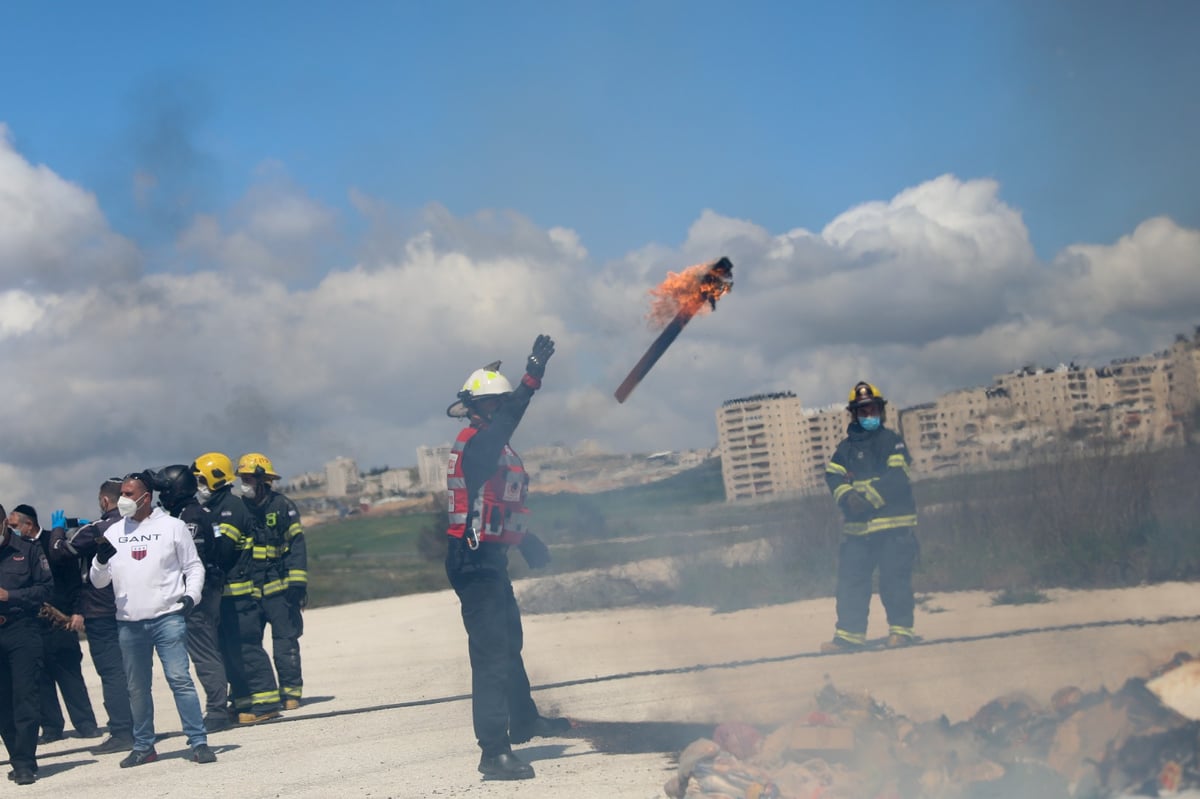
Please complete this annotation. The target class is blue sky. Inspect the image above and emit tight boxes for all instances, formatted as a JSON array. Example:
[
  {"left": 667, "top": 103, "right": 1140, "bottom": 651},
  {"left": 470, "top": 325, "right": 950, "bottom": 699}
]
[
  {"left": 4, "top": 2, "right": 1197, "bottom": 263},
  {"left": 2, "top": 1, "right": 1199, "bottom": 510}
]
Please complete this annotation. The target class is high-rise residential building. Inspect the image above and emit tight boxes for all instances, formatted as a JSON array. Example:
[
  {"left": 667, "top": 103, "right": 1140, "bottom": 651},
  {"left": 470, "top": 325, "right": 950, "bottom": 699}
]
[
  {"left": 715, "top": 392, "right": 846, "bottom": 501},
  {"left": 416, "top": 445, "right": 452, "bottom": 492},
  {"left": 325, "top": 456, "right": 360, "bottom": 497}
]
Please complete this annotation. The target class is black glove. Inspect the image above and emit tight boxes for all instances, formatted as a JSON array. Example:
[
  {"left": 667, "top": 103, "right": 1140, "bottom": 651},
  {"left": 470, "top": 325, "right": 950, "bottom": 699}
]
[
  {"left": 180, "top": 595, "right": 195, "bottom": 614},
  {"left": 841, "top": 491, "right": 874, "bottom": 519},
  {"left": 287, "top": 585, "right": 308, "bottom": 609},
  {"left": 95, "top": 536, "right": 117, "bottom": 565},
  {"left": 518, "top": 533, "right": 551, "bottom": 569},
  {"left": 525, "top": 334, "right": 555, "bottom": 380}
]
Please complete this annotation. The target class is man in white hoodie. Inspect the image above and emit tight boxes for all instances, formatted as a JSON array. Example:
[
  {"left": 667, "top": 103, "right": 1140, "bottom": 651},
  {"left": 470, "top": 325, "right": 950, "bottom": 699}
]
[{"left": 90, "top": 472, "right": 216, "bottom": 767}]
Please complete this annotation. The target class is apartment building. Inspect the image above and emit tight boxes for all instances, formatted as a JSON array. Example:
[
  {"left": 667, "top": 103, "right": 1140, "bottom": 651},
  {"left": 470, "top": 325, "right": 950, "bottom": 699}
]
[
  {"left": 718, "top": 329, "right": 1200, "bottom": 499},
  {"left": 324, "top": 456, "right": 361, "bottom": 497},
  {"left": 716, "top": 392, "right": 846, "bottom": 501},
  {"left": 415, "top": 445, "right": 452, "bottom": 492}
]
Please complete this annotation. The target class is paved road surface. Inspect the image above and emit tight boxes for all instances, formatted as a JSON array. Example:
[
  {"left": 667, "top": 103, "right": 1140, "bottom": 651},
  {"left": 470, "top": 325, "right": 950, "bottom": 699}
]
[{"left": 17, "top": 582, "right": 1200, "bottom": 798}]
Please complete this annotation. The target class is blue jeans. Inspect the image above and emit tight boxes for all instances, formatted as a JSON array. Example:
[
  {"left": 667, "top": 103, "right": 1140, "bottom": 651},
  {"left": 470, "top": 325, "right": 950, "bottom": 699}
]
[{"left": 118, "top": 612, "right": 207, "bottom": 751}]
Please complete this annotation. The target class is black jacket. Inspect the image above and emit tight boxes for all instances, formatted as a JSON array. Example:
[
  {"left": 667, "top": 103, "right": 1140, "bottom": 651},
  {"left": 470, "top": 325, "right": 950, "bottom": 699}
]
[
  {"left": 32, "top": 530, "right": 82, "bottom": 615},
  {"left": 0, "top": 531, "right": 52, "bottom": 618},
  {"left": 201, "top": 486, "right": 259, "bottom": 597},
  {"left": 48, "top": 508, "right": 122, "bottom": 618},
  {"left": 824, "top": 422, "right": 919, "bottom": 534},
  {"left": 165, "top": 497, "right": 222, "bottom": 591}
]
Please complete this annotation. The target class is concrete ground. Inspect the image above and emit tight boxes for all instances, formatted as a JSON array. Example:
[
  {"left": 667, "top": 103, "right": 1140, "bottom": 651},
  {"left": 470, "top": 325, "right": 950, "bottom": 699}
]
[{"left": 16, "top": 581, "right": 1200, "bottom": 798}]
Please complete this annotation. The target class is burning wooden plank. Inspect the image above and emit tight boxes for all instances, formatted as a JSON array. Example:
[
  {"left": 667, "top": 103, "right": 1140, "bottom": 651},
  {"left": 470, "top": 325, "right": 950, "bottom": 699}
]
[{"left": 614, "top": 257, "right": 733, "bottom": 404}]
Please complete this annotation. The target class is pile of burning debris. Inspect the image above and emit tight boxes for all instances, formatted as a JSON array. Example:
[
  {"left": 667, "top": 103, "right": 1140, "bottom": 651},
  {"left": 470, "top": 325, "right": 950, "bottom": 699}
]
[{"left": 664, "top": 653, "right": 1200, "bottom": 798}]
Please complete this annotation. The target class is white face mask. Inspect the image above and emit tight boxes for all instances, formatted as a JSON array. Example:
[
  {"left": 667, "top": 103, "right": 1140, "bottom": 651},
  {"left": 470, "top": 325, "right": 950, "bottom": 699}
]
[
  {"left": 117, "top": 492, "right": 146, "bottom": 519},
  {"left": 239, "top": 482, "right": 256, "bottom": 498},
  {"left": 196, "top": 485, "right": 212, "bottom": 502}
]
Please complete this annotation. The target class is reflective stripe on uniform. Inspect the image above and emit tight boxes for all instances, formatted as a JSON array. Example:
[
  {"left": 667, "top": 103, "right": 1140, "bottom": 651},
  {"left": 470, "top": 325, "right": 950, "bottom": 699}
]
[
  {"left": 252, "top": 688, "right": 281, "bottom": 707},
  {"left": 222, "top": 579, "right": 256, "bottom": 597},
  {"left": 854, "top": 480, "right": 886, "bottom": 509},
  {"left": 834, "top": 629, "right": 867, "bottom": 645},
  {"left": 887, "top": 453, "right": 911, "bottom": 477},
  {"left": 841, "top": 514, "right": 918, "bottom": 535}
]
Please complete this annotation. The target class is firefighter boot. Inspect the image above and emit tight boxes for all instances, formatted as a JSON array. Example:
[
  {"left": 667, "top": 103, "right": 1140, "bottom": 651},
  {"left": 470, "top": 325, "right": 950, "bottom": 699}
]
[
  {"left": 237, "top": 709, "right": 281, "bottom": 725},
  {"left": 478, "top": 752, "right": 535, "bottom": 780}
]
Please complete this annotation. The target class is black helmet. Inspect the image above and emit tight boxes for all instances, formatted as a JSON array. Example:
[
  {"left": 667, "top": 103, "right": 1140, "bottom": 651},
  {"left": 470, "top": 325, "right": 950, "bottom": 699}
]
[{"left": 155, "top": 464, "right": 198, "bottom": 511}]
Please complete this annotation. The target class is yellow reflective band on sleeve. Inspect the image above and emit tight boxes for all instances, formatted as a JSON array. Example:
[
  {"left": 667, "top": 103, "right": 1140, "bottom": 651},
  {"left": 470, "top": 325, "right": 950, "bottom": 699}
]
[
  {"left": 222, "top": 580, "right": 255, "bottom": 597},
  {"left": 218, "top": 523, "right": 244, "bottom": 545},
  {"left": 825, "top": 462, "right": 848, "bottom": 476},
  {"left": 854, "top": 480, "right": 886, "bottom": 509},
  {"left": 285, "top": 523, "right": 302, "bottom": 539},
  {"left": 833, "top": 483, "right": 853, "bottom": 501},
  {"left": 887, "top": 454, "right": 912, "bottom": 477},
  {"left": 287, "top": 570, "right": 308, "bottom": 585},
  {"left": 842, "top": 522, "right": 870, "bottom": 535},
  {"left": 261, "top": 579, "right": 288, "bottom": 596}
]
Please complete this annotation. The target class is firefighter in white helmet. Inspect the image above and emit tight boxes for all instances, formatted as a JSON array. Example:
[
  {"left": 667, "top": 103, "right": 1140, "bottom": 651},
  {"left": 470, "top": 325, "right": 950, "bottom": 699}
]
[
  {"left": 444, "top": 334, "right": 570, "bottom": 781},
  {"left": 822, "top": 381, "right": 920, "bottom": 652}
]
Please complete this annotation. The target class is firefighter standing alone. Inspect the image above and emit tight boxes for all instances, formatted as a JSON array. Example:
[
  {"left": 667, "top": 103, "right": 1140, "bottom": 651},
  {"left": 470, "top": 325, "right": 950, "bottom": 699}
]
[
  {"left": 822, "top": 381, "right": 920, "bottom": 652},
  {"left": 444, "top": 334, "right": 570, "bottom": 781}
]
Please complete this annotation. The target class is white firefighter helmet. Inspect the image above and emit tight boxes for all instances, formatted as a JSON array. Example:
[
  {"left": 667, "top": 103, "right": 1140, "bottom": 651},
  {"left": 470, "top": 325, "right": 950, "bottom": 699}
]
[{"left": 446, "top": 361, "right": 513, "bottom": 418}]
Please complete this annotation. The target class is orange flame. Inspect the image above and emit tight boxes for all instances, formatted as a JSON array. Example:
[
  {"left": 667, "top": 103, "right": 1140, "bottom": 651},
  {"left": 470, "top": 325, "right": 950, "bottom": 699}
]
[{"left": 646, "top": 257, "right": 734, "bottom": 327}]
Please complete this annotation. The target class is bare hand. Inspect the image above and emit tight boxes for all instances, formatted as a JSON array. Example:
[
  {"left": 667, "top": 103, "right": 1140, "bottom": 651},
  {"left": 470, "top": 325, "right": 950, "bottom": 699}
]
[
  {"left": 69, "top": 614, "right": 85, "bottom": 632},
  {"left": 0, "top": 587, "right": 8, "bottom": 602}
]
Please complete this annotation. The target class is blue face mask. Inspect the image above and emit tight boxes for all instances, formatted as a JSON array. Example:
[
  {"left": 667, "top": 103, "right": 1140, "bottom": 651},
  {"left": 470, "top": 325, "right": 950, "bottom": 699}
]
[{"left": 858, "top": 415, "right": 881, "bottom": 432}]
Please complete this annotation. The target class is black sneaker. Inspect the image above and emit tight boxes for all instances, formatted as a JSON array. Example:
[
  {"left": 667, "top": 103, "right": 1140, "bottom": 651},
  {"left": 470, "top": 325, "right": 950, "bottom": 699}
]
[
  {"left": 478, "top": 752, "right": 535, "bottom": 780},
  {"left": 119, "top": 748, "right": 158, "bottom": 768},
  {"left": 91, "top": 734, "right": 134, "bottom": 755},
  {"left": 192, "top": 744, "right": 217, "bottom": 764},
  {"left": 8, "top": 768, "right": 36, "bottom": 785},
  {"left": 510, "top": 716, "right": 571, "bottom": 744}
]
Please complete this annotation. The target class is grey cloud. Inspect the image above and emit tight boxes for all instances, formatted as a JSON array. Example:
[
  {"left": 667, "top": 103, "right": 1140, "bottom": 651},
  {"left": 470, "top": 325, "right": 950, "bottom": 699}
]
[
  {"left": 125, "top": 77, "right": 218, "bottom": 239},
  {"left": 178, "top": 170, "right": 338, "bottom": 283}
]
